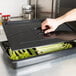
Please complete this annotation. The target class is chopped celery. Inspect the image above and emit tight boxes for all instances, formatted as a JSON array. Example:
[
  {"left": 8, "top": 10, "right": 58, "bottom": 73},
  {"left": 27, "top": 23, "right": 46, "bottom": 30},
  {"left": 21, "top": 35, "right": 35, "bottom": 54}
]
[{"left": 8, "top": 42, "right": 73, "bottom": 60}]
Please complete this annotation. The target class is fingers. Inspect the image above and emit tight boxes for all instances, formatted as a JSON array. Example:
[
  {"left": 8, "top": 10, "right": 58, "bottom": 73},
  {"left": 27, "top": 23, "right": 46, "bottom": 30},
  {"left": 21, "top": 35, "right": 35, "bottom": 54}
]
[
  {"left": 45, "top": 29, "right": 54, "bottom": 34},
  {"left": 41, "top": 21, "right": 47, "bottom": 30},
  {"left": 41, "top": 18, "right": 54, "bottom": 33}
]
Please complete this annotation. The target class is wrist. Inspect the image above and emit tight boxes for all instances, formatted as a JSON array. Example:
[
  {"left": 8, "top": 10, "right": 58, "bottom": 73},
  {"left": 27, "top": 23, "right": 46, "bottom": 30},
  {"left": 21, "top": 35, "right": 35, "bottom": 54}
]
[{"left": 56, "top": 16, "right": 66, "bottom": 26}]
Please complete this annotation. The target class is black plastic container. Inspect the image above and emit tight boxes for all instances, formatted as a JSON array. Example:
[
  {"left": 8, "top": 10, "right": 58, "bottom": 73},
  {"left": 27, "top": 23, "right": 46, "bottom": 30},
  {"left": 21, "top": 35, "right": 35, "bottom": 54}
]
[
  {"left": 1, "top": 41, "right": 76, "bottom": 69},
  {"left": 1, "top": 19, "right": 76, "bottom": 69}
]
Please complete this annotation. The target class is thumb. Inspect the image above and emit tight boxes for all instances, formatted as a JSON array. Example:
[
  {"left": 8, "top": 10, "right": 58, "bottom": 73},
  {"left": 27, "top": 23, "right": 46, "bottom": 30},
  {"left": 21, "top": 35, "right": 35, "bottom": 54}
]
[{"left": 45, "top": 29, "right": 54, "bottom": 33}]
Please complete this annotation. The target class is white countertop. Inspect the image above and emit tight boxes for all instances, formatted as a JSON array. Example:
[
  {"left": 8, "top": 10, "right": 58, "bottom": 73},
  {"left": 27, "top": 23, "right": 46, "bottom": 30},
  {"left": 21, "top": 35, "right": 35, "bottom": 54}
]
[
  {"left": 0, "top": 25, "right": 7, "bottom": 42},
  {"left": 1, "top": 20, "right": 76, "bottom": 76}
]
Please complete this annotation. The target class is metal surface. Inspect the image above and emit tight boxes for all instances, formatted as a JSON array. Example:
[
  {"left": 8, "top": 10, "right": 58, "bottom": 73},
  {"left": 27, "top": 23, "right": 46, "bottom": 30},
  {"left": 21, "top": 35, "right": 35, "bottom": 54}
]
[
  {"left": 55, "top": 0, "right": 76, "bottom": 17},
  {"left": 30, "top": 0, "right": 52, "bottom": 19},
  {"left": 1, "top": 45, "right": 76, "bottom": 76},
  {"left": 51, "top": 0, "right": 57, "bottom": 18},
  {"left": 55, "top": 0, "right": 76, "bottom": 30}
]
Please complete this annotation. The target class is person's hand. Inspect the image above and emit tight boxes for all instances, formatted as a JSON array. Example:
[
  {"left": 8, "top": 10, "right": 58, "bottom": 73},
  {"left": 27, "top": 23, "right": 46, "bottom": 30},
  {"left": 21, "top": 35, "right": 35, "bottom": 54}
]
[{"left": 41, "top": 18, "right": 63, "bottom": 33}]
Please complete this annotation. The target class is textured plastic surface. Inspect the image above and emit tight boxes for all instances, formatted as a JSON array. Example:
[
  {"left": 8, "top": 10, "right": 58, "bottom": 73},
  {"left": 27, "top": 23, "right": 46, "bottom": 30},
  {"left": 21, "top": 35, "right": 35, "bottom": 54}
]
[{"left": 2, "top": 20, "right": 75, "bottom": 50}]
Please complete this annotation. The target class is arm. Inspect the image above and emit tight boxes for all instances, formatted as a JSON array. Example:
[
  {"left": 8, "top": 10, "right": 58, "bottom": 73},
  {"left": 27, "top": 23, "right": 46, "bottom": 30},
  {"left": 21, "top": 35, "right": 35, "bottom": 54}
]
[{"left": 41, "top": 8, "right": 76, "bottom": 33}]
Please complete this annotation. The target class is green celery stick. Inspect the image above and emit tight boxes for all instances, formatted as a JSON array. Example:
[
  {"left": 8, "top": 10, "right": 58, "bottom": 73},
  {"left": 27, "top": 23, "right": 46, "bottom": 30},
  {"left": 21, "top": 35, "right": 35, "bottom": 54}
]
[
  {"left": 36, "top": 42, "right": 73, "bottom": 55},
  {"left": 8, "top": 48, "right": 13, "bottom": 56},
  {"left": 9, "top": 51, "right": 19, "bottom": 60},
  {"left": 15, "top": 50, "right": 25, "bottom": 59},
  {"left": 22, "top": 49, "right": 31, "bottom": 58},
  {"left": 29, "top": 48, "right": 37, "bottom": 56}
]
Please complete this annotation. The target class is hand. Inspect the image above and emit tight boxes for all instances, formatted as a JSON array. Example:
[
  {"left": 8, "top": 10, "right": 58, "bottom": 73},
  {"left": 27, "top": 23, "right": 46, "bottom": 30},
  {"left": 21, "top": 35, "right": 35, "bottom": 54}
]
[{"left": 41, "top": 18, "right": 63, "bottom": 33}]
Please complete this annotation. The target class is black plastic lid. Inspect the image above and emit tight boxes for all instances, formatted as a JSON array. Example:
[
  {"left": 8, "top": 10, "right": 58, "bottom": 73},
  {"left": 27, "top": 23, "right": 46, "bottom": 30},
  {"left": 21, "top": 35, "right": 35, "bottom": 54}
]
[{"left": 2, "top": 19, "right": 76, "bottom": 50}]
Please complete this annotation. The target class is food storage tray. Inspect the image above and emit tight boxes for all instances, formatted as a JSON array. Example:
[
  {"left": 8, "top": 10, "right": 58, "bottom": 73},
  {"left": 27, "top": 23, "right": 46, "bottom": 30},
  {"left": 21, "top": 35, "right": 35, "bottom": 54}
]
[
  {"left": 1, "top": 19, "right": 76, "bottom": 69},
  {"left": 1, "top": 41, "right": 76, "bottom": 69}
]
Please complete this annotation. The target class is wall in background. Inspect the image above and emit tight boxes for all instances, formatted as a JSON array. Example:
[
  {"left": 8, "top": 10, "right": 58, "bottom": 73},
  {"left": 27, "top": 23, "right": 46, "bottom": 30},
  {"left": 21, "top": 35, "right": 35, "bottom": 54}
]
[{"left": 0, "top": 0, "right": 28, "bottom": 17}]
